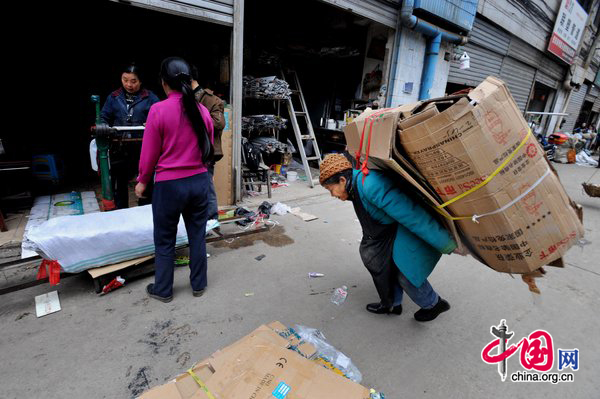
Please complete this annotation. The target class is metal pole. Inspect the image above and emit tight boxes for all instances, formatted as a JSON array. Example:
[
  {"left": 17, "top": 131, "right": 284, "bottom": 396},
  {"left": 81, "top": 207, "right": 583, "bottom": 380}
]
[
  {"left": 91, "top": 95, "right": 116, "bottom": 210},
  {"left": 232, "top": 0, "right": 244, "bottom": 202}
]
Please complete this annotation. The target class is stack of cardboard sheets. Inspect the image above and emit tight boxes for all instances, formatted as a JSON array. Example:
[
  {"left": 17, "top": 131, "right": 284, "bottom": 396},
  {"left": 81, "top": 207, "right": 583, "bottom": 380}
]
[{"left": 344, "top": 76, "right": 584, "bottom": 276}]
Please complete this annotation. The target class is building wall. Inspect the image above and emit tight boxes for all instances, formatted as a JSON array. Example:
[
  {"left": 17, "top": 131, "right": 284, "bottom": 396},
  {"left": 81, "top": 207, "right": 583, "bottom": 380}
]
[
  {"left": 388, "top": 27, "right": 452, "bottom": 106},
  {"left": 477, "top": 0, "right": 560, "bottom": 53},
  {"left": 386, "top": 0, "right": 598, "bottom": 114}
]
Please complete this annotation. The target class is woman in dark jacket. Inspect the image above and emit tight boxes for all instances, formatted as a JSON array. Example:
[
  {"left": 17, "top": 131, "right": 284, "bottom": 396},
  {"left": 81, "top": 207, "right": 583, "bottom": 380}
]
[{"left": 100, "top": 63, "right": 159, "bottom": 208}]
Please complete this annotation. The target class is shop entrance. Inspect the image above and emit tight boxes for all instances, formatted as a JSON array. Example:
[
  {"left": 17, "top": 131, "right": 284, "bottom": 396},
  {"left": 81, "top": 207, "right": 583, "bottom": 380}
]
[
  {"left": 240, "top": 0, "right": 393, "bottom": 199},
  {"left": 526, "top": 82, "right": 557, "bottom": 135},
  {"left": 1, "top": 0, "right": 231, "bottom": 203}
]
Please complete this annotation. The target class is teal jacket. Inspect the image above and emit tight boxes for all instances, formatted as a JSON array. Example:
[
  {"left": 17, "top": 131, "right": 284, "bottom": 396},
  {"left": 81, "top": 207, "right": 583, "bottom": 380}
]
[{"left": 353, "top": 169, "right": 457, "bottom": 287}]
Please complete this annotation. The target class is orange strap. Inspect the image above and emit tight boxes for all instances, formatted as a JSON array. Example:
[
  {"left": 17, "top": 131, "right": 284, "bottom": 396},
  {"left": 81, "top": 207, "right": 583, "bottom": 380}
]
[{"left": 354, "top": 108, "right": 394, "bottom": 183}]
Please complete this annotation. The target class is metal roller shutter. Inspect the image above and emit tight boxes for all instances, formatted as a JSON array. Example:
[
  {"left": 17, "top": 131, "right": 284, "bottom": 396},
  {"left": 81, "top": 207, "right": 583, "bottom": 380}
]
[
  {"left": 508, "top": 37, "right": 566, "bottom": 90},
  {"left": 585, "top": 85, "right": 600, "bottom": 103},
  {"left": 448, "top": 43, "right": 503, "bottom": 87},
  {"left": 539, "top": 56, "right": 566, "bottom": 82},
  {"left": 469, "top": 17, "right": 510, "bottom": 54},
  {"left": 535, "top": 70, "right": 558, "bottom": 89},
  {"left": 508, "top": 37, "right": 541, "bottom": 67},
  {"left": 318, "top": 0, "right": 399, "bottom": 28},
  {"left": 499, "top": 57, "right": 536, "bottom": 112},
  {"left": 593, "top": 97, "right": 600, "bottom": 113},
  {"left": 563, "top": 83, "right": 589, "bottom": 133},
  {"left": 448, "top": 17, "right": 512, "bottom": 87},
  {"left": 113, "top": 0, "right": 234, "bottom": 26}
]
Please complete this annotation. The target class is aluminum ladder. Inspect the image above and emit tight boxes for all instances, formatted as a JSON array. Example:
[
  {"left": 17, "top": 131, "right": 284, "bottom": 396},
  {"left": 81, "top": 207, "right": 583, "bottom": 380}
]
[{"left": 282, "top": 69, "right": 322, "bottom": 188}]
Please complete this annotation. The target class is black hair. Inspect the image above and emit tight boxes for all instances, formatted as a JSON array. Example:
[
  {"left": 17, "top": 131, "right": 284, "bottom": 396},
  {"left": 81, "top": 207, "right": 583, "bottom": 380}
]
[
  {"left": 322, "top": 168, "right": 353, "bottom": 186},
  {"left": 160, "top": 57, "right": 214, "bottom": 163},
  {"left": 191, "top": 65, "right": 199, "bottom": 82},
  {"left": 122, "top": 63, "right": 142, "bottom": 81}
]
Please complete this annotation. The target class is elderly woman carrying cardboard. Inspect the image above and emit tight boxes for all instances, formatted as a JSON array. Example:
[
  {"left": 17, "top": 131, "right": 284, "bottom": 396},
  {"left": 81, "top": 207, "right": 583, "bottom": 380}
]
[{"left": 320, "top": 154, "right": 457, "bottom": 322}]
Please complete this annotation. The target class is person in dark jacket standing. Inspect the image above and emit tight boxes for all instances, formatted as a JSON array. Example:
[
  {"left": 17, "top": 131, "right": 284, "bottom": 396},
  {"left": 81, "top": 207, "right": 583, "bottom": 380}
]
[
  {"left": 101, "top": 63, "right": 159, "bottom": 208},
  {"left": 135, "top": 57, "right": 214, "bottom": 302},
  {"left": 320, "top": 154, "right": 457, "bottom": 322},
  {"left": 191, "top": 66, "right": 225, "bottom": 223}
]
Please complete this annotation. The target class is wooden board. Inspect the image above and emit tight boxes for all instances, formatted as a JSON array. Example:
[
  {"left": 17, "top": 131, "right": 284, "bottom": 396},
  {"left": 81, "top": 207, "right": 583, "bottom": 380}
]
[{"left": 87, "top": 255, "right": 155, "bottom": 279}]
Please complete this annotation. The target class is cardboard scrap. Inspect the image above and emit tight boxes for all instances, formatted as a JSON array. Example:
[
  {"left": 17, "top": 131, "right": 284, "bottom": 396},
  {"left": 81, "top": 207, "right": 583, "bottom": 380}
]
[
  {"left": 290, "top": 208, "right": 318, "bottom": 222},
  {"left": 87, "top": 255, "right": 154, "bottom": 279},
  {"left": 140, "top": 322, "right": 372, "bottom": 399}
]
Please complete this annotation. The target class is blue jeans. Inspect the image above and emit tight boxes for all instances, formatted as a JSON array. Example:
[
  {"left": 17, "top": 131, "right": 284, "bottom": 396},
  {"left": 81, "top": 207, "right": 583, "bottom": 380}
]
[
  {"left": 392, "top": 269, "right": 439, "bottom": 309},
  {"left": 207, "top": 165, "right": 218, "bottom": 221},
  {"left": 152, "top": 173, "right": 209, "bottom": 298}
]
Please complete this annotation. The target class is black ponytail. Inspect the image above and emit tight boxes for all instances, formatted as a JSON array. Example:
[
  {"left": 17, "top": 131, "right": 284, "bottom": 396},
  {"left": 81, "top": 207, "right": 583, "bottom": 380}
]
[{"left": 160, "top": 57, "right": 214, "bottom": 164}]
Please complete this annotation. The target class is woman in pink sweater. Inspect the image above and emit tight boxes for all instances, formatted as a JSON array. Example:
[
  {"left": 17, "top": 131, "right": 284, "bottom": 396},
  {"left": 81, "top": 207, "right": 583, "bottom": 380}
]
[{"left": 135, "top": 57, "right": 214, "bottom": 302}]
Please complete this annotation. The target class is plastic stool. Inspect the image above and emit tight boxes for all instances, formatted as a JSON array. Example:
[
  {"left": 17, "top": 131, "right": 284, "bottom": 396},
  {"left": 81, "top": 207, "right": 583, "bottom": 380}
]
[{"left": 32, "top": 154, "right": 64, "bottom": 184}]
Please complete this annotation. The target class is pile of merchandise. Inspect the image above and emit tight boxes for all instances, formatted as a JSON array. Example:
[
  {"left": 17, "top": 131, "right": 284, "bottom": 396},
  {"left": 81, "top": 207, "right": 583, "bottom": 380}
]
[
  {"left": 243, "top": 75, "right": 292, "bottom": 99},
  {"left": 242, "top": 114, "right": 288, "bottom": 132}
]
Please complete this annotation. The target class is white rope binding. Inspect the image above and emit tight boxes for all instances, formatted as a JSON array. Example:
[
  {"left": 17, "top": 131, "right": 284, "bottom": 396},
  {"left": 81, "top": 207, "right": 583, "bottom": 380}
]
[{"left": 471, "top": 168, "right": 552, "bottom": 223}]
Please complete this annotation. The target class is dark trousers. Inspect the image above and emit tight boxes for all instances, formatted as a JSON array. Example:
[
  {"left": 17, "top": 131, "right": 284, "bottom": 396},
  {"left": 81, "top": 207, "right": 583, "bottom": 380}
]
[
  {"left": 110, "top": 160, "right": 130, "bottom": 209},
  {"left": 110, "top": 159, "right": 154, "bottom": 208},
  {"left": 152, "top": 173, "right": 210, "bottom": 298},
  {"left": 207, "top": 165, "right": 218, "bottom": 221}
]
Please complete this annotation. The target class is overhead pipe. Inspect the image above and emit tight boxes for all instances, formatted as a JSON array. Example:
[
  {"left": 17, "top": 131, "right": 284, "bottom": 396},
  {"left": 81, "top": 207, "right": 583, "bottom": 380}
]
[{"left": 399, "top": 0, "right": 468, "bottom": 100}]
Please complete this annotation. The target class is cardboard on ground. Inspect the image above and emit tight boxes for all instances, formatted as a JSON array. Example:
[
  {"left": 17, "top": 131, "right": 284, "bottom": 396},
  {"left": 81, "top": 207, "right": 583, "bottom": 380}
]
[{"left": 140, "top": 321, "right": 371, "bottom": 399}]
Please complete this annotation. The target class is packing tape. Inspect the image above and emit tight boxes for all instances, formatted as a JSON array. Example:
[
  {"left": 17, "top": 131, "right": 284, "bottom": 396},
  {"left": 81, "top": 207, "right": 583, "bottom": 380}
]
[
  {"left": 187, "top": 368, "right": 217, "bottom": 399},
  {"left": 437, "top": 129, "right": 533, "bottom": 210}
]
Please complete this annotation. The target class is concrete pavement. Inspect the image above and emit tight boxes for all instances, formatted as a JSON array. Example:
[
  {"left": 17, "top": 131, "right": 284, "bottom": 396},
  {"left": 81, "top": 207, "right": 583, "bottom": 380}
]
[{"left": 0, "top": 163, "right": 598, "bottom": 398}]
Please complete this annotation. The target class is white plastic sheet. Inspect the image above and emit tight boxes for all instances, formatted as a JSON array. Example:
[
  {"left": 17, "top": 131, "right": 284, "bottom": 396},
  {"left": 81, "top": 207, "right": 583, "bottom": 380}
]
[
  {"left": 575, "top": 151, "right": 599, "bottom": 167},
  {"left": 26, "top": 205, "right": 194, "bottom": 273},
  {"left": 22, "top": 192, "right": 100, "bottom": 259}
]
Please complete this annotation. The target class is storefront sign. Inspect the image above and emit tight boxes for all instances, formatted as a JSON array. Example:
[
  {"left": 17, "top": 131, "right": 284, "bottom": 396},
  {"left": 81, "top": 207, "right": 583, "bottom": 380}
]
[{"left": 547, "top": 0, "right": 588, "bottom": 64}]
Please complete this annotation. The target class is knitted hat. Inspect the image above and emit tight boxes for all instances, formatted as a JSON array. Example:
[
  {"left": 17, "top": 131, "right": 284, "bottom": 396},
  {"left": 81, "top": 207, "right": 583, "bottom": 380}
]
[{"left": 319, "top": 154, "right": 353, "bottom": 185}]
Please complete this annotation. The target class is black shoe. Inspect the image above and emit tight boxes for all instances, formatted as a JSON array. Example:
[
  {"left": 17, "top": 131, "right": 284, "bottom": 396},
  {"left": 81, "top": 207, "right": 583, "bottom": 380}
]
[
  {"left": 414, "top": 298, "right": 450, "bottom": 322},
  {"left": 146, "top": 283, "right": 173, "bottom": 303},
  {"left": 366, "top": 302, "right": 403, "bottom": 315},
  {"left": 192, "top": 288, "right": 206, "bottom": 297}
]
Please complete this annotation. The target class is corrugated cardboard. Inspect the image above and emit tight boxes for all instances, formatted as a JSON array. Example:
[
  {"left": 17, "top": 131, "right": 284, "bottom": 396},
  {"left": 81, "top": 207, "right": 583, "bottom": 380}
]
[
  {"left": 214, "top": 106, "right": 234, "bottom": 206},
  {"left": 344, "top": 104, "right": 418, "bottom": 161},
  {"left": 399, "top": 77, "right": 584, "bottom": 273},
  {"left": 344, "top": 105, "right": 465, "bottom": 253},
  {"left": 140, "top": 322, "right": 370, "bottom": 399}
]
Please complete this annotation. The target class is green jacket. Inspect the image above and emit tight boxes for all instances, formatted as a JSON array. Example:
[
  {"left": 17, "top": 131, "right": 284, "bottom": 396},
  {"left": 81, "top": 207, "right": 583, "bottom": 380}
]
[{"left": 353, "top": 169, "right": 457, "bottom": 287}]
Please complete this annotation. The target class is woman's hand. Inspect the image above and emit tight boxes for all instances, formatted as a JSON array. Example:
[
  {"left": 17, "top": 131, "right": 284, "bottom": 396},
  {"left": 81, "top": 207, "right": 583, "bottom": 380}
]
[{"left": 135, "top": 182, "right": 147, "bottom": 198}]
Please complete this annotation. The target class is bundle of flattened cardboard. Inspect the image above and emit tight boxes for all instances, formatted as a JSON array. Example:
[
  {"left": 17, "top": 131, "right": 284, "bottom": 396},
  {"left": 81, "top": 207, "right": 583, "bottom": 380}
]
[
  {"left": 140, "top": 321, "right": 374, "bottom": 399},
  {"left": 344, "top": 77, "right": 584, "bottom": 279}
]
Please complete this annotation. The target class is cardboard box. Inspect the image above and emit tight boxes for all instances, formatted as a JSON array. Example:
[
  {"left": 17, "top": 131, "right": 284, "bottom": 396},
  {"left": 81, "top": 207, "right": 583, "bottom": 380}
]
[
  {"left": 214, "top": 106, "right": 234, "bottom": 206},
  {"left": 344, "top": 104, "right": 419, "bottom": 162},
  {"left": 344, "top": 104, "right": 465, "bottom": 253},
  {"left": 398, "top": 77, "right": 584, "bottom": 273},
  {"left": 140, "top": 322, "right": 371, "bottom": 399}
]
